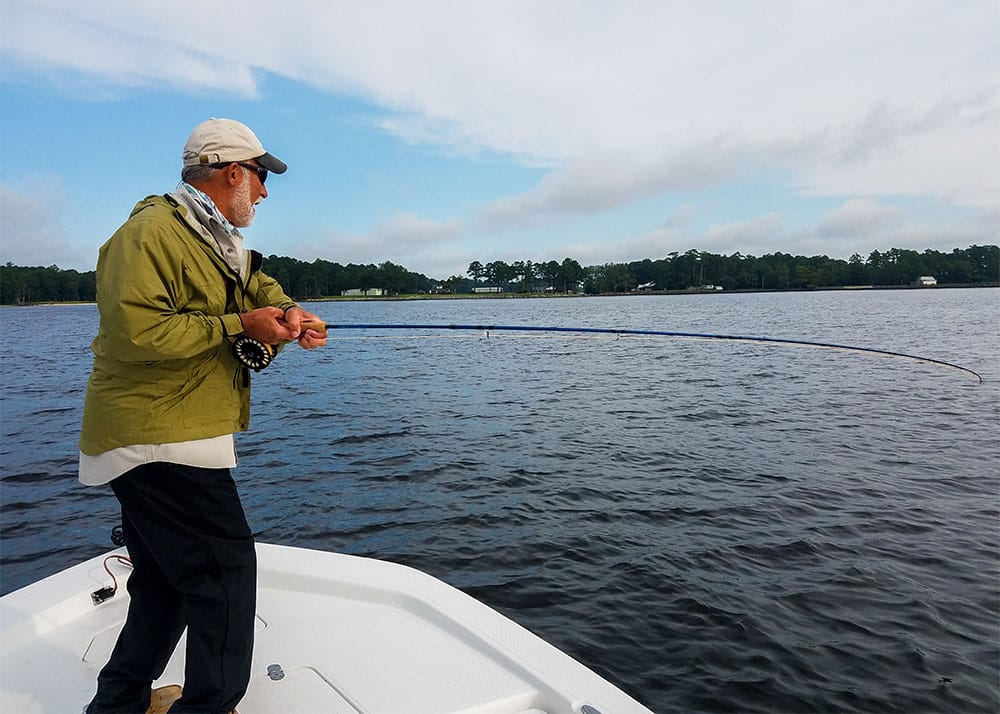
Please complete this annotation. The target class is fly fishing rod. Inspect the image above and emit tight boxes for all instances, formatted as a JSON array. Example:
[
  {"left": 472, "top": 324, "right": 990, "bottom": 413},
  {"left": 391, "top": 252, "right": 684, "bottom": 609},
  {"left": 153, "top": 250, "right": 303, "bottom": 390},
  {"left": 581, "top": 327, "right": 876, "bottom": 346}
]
[{"left": 232, "top": 319, "right": 984, "bottom": 382}]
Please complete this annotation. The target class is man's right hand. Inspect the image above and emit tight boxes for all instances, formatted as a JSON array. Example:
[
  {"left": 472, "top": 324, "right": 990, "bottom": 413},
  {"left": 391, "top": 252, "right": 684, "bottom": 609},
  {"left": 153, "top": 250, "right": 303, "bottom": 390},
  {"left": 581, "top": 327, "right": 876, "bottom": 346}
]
[{"left": 238, "top": 307, "right": 298, "bottom": 344}]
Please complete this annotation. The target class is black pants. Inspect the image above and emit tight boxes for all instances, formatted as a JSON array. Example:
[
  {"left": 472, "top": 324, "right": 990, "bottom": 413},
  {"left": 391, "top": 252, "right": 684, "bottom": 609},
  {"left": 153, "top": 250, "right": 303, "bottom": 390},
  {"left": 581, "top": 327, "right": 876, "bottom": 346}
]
[{"left": 86, "top": 463, "right": 256, "bottom": 714}]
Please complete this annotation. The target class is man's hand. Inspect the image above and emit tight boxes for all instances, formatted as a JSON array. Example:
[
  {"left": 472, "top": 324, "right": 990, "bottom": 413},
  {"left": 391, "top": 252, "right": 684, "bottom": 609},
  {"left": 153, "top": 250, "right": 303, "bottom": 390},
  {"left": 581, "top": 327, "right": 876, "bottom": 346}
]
[
  {"left": 238, "top": 307, "right": 298, "bottom": 344},
  {"left": 283, "top": 307, "right": 328, "bottom": 350}
]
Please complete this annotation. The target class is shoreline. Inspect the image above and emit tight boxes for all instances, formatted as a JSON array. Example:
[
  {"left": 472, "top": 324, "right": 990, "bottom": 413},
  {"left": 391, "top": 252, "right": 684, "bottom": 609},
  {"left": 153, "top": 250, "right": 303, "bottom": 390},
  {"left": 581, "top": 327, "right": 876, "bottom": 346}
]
[
  {"left": 5, "top": 282, "right": 998, "bottom": 307},
  {"left": 273, "top": 282, "right": 1000, "bottom": 302}
]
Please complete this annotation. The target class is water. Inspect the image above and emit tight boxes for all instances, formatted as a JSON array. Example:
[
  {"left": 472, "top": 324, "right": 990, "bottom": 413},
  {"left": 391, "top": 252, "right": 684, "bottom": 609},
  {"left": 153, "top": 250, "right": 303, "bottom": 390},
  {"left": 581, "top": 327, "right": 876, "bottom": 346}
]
[{"left": 2, "top": 289, "right": 998, "bottom": 712}]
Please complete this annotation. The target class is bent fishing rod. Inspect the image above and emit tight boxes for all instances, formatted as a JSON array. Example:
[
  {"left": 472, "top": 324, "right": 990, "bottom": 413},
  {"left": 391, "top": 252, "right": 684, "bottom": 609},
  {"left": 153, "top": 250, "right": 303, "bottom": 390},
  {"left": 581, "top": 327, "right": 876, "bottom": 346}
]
[{"left": 232, "top": 319, "right": 983, "bottom": 383}]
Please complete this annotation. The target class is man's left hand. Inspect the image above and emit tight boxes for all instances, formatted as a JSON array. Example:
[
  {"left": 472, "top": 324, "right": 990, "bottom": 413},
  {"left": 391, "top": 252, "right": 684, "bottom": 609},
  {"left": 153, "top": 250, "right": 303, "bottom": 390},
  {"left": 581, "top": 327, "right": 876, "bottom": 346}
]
[{"left": 283, "top": 307, "right": 328, "bottom": 350}]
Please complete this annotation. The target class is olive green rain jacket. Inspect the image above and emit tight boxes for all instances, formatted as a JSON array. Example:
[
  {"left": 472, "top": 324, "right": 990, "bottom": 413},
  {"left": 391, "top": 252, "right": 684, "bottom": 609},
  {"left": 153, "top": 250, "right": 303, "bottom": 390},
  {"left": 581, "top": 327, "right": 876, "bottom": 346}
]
[{"left": 79, "top": 194, "right": 298, "bottom": 455}]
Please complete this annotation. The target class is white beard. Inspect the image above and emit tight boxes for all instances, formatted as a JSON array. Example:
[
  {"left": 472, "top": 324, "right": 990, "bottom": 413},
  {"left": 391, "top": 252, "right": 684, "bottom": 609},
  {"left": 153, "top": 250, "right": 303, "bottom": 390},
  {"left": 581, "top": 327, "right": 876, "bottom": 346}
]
[{"left": 230, "top": 174, "right": 256, "bottom": 228}]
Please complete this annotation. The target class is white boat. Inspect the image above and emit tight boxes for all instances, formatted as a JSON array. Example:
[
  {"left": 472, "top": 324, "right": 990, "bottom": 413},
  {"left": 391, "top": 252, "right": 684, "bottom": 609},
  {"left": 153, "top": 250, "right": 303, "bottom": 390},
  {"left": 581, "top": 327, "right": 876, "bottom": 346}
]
[{"left": 0, "top": 543, "right": 653, "bottom": 713}]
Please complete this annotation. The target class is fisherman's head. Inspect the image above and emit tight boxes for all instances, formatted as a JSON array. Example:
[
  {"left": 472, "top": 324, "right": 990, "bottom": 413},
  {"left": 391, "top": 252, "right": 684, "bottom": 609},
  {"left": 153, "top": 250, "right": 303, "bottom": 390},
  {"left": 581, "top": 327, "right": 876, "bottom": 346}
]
[{"left": 180, "top": 118, "right": 287, "bottom": 227}]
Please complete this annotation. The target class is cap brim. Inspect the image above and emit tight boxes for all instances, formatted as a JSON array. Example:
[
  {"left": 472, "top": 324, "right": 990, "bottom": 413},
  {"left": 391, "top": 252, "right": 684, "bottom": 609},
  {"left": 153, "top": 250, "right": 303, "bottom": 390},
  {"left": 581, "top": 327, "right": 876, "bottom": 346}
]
[{"left": 256, "top": 153, "right": 287, "bottom": 174}]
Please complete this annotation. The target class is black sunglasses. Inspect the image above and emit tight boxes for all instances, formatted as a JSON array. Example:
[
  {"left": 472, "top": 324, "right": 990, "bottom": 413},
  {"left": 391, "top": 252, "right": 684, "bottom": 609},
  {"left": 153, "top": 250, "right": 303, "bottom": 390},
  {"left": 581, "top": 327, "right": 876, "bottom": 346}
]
[{"left": 213, "top": 161, "right": 268, "bottom": 184}]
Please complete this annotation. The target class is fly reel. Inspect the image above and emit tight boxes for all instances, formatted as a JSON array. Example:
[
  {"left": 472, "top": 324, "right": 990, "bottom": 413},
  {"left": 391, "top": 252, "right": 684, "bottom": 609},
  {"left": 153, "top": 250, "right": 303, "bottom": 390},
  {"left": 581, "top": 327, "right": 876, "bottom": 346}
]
[{"left": 232, "top": 336, "right": 275, "bottom": 371}]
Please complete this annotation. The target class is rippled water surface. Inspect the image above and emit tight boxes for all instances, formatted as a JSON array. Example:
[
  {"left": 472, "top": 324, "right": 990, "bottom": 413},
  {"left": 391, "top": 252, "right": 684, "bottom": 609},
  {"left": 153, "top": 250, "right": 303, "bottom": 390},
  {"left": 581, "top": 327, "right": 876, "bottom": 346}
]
[{"left": 2, "top": 289, "right": 999, "bottom": 712}]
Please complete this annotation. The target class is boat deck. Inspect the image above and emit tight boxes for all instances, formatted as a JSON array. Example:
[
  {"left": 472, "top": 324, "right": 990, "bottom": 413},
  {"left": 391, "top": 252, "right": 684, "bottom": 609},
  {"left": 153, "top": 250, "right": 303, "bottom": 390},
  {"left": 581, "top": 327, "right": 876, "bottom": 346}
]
[{"left": 1, "top": 543, "right": 651, "bottom": 713}]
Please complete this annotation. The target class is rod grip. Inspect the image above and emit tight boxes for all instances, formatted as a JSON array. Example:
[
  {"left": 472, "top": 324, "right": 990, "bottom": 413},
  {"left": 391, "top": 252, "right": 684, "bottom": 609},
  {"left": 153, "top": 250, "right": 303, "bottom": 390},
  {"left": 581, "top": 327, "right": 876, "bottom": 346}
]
[{"left": 299, "top": 317, "right": 328, "bottom": 336}]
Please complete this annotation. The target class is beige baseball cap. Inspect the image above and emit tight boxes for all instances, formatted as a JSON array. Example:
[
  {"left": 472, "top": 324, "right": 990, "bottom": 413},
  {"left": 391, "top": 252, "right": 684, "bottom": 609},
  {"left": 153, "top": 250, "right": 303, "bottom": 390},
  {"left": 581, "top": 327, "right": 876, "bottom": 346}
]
[{"left": 182, "top": 117, "right": 287, "bottom": 174}]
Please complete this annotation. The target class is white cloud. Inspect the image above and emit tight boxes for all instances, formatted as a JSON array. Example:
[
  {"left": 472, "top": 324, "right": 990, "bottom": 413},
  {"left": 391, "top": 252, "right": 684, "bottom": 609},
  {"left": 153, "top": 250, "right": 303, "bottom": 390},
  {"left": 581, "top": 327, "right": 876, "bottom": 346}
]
[
  {"left": 0, "top": 180, "right": 91, "bottom": 268},
  {"left": 815, "top": 198, "right": 902, "bottom": 239},
  {"left": 292, "top": 212, "right": 463, "bottom": 274},
  {"left": 477, "top": 139, "right": 748, "bottom": 229},
  {"left": 573, "top": 196, "right": 1000, "bottom": 267},
  {"left": 880, "top": 210, "right": 1000, "bottom": 254},
  {"left": 804, "top": 199, "right": 1000, "bottom": 258},
  {"left": 701, "top": 214, "right": 786, "bottom": 255},
  {"left": 0, "top": 2, "right": 258, "bottom": 95},
  {"left": 792, "top": 91, "right": 1000, "bottom": 207},
  {"left": 5, "top": 1, "right": 996, "bottom": 188}
]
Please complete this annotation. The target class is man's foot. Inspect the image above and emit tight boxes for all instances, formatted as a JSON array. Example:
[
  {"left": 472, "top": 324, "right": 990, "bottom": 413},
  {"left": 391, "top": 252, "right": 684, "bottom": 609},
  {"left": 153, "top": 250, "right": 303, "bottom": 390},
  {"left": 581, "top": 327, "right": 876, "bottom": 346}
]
[{"left": 145, "top": 685, "right": 182, "bottom": 714}]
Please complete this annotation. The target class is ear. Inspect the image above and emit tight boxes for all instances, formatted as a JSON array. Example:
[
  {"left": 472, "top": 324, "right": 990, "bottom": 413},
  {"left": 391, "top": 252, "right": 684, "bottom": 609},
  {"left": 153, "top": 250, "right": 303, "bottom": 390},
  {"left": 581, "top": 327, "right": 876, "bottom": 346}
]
[{"left": 223, "top": 163, "right": 243, "bottom": 186}]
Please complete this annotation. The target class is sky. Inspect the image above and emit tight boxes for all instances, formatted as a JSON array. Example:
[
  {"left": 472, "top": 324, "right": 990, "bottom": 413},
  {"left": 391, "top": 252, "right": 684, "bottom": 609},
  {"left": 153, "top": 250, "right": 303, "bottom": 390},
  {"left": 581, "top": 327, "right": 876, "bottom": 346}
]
[{"left": 1, "top": 0, "right": 997, "bottom": 280}]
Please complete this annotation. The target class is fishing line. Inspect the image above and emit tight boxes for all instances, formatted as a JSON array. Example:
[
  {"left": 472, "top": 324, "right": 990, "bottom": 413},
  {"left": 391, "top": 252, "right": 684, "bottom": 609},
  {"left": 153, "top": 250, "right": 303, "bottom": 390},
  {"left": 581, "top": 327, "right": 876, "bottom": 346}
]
[{"left": 231, "top": 321, "right": 983, "bottom": 382}]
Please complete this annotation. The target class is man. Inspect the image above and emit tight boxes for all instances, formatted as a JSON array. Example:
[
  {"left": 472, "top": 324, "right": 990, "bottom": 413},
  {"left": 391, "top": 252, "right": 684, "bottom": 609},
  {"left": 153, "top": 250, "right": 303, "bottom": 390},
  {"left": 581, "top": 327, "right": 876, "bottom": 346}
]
[{"left": 79, "top": 118, "right": 326, "bottom": 714}]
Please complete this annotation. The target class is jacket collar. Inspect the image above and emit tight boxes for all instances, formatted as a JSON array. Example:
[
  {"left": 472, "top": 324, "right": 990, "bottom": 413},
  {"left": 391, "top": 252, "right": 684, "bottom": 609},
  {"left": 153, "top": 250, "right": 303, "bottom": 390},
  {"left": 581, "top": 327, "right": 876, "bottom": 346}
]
[{"left": 170, "top": 184, "right": 248, "bottom": 279}]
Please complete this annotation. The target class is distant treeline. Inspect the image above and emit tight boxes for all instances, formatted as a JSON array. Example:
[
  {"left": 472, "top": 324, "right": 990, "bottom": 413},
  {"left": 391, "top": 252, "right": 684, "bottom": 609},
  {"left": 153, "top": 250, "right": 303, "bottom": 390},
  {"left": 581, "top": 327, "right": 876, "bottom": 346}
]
[
  {"left": 1, "top": 264, "right": 97, "bottom": 304},
  {"left": 579, "top": 245, "right": 1000, "bottom": 294},
  {"left": 2, "top": 245, "right": 997, "bottom": 304},
  {"left": 0, "top": 258, "right": 433, "bottom": 305}
]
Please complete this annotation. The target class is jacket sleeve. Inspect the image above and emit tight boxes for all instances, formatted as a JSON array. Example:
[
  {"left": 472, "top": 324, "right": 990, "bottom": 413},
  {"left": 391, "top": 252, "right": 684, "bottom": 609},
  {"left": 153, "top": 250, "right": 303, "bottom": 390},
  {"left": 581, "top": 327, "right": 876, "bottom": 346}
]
[
  {"left": 97, "top": 217, "right": 230, "bottom": 362},
  {"left": 250, "top": 270, "right": 299, "bottom": 313}
]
